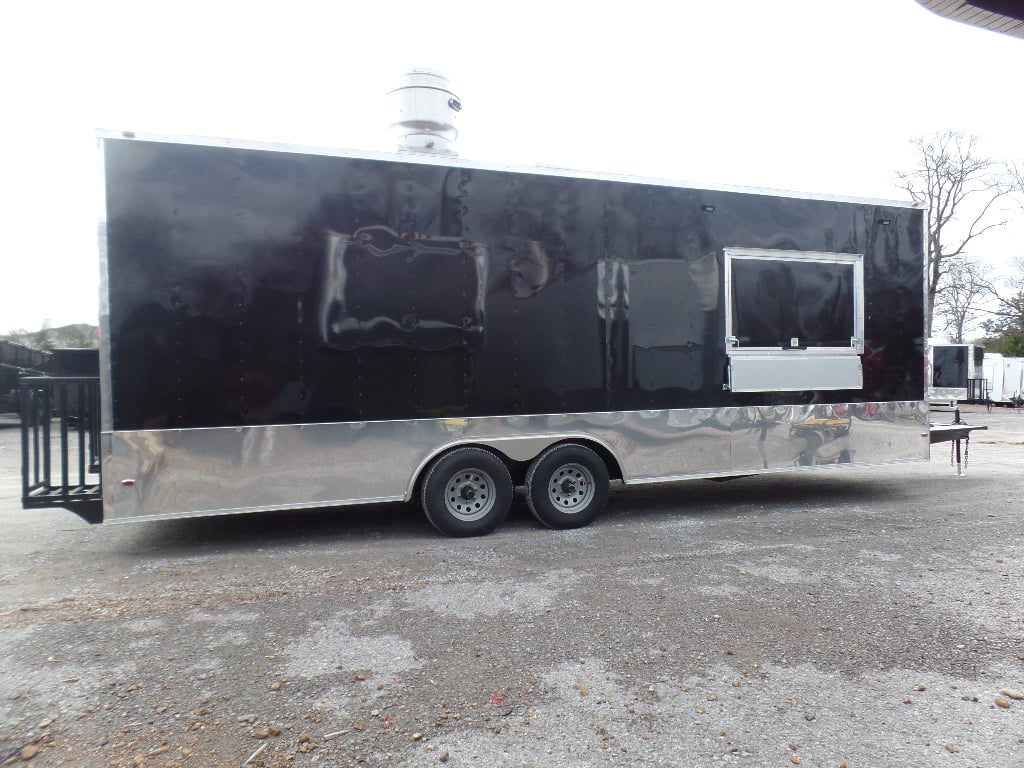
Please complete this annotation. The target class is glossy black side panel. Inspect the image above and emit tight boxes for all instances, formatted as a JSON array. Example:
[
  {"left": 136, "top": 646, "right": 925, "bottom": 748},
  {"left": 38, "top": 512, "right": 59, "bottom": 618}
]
[{"left": 103, "top": 140, "right": 925, "bottom": 430}]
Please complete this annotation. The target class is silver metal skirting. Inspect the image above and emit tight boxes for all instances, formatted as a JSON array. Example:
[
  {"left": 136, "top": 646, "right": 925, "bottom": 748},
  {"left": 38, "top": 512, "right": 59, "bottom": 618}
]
[{"left": 101, "top": 401, "right": 929, "bottom": 522}]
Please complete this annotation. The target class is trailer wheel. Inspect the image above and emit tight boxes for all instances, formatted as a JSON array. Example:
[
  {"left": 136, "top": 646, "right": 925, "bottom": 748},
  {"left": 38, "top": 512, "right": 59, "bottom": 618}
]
[
  {"left": 525, "top": 444, "right": 609, "bottom": 529},
  {"left": 420, "top": 447, "right": 513, "bottom": 537}
]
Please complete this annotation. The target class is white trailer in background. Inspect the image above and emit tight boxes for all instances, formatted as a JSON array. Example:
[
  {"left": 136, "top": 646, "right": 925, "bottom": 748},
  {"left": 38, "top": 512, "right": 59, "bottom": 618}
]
[
  {"left": 977, "top": 354, "right": 1024, "bottom": 406},
  {"left": 983, "top": 353, "right": 1004, "bottom": 402},
  {"left": 1006, "top": 359, "right": 1024, "bottom": 405},
  {"left": 983, "top": 355, "right": 1024, "bottom": 405}
]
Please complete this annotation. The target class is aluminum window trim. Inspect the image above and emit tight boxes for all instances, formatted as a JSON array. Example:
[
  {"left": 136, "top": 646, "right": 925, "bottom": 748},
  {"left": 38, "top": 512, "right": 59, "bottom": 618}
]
[{"left": 723, "top": 247, "right": 865, "bottom": 356}]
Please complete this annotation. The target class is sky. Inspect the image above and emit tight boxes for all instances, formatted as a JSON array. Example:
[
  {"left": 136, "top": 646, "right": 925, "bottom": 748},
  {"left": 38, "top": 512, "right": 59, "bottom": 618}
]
[{"left": 1, "top": 0, "right": 1022, "bottom": 335}]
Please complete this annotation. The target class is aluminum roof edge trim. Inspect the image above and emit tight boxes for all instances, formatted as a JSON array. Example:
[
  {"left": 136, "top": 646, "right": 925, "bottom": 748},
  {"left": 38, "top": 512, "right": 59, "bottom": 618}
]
[{"left": 95, "top": 128, "right": 920, "bottom": 210}]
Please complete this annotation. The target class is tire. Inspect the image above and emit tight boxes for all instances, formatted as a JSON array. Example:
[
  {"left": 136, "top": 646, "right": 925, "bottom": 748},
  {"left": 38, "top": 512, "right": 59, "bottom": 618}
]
[
  {"left": 420, "top": 447, "right": 513, "bottom": 537},
  {"left": 525, "top": 443, "right": 609, "bottom": 529}
]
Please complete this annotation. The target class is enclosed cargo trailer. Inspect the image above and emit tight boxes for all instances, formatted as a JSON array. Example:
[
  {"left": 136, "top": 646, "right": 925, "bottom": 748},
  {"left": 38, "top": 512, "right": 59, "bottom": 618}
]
[
  {"left": 22, "top": 132, "right": 938, "bottom": 535},
  {"left": 1, "top": 340, "right": 50, "bottom": 413},
  {"left": 982, "top": 352, "right": 1004, "bottom": 403},
  {"left": 1004, "top": 358, "right": 1024, "bottom": 405},
  {"left": 982, "top": 353, "right": 1024, "bottom": 405},
  {"left": 925, "top": 340, "right": 984, "bottom": 405}
]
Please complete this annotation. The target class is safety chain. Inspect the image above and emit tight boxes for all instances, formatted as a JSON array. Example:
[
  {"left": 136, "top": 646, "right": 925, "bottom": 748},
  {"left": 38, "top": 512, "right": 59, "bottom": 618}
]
[{"left": 950, "top": 435, "right": 970, "bottom": 475}]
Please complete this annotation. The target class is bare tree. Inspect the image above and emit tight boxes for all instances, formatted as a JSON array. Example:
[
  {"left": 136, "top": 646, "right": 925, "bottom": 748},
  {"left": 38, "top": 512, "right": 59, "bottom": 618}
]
[
  {"left": 934, "top": 256, "right": 992, "bottom": 342},
  {"left": 895, "top": 131, "right": 1009, "bottom": 338},
  {"left": 32, "top": 319, "right": 55, "bottom": 351},
  {"left": 1010, "top": 161, "right": 1023, "bottom": 188},
  {"left": 2, "top": 322, "right": 99, "bottom": 350},
  {"left": 1009, "top": 160, "right": 1024, "bottom": 201},
  {"left": 982, "top": 262, "right": 1024, "bottom": 355}
]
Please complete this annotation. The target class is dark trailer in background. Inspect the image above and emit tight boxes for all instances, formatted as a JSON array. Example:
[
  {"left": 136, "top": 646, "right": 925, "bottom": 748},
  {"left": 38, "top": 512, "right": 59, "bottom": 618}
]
[
  {"left": 926, "top": 340, "right": 985, "bottom": 405},
  {"left": 1, "top": 340, "right": 51, "bottom": 413},
  {"left": 21, "top": 131, "right": 931, "bottom": 535}
]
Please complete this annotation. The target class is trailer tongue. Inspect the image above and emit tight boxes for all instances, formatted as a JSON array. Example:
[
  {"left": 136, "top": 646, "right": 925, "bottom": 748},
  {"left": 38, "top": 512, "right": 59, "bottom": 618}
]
[{"left": 929, "top": 409, "right": 987, "bottom": 476}]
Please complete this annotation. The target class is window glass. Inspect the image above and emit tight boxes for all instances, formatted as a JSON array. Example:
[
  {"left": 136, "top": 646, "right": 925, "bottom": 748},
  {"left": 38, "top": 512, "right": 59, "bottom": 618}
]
[
  {"left": 732, "top": 259, "right": 855, "bottom": 348},
  {"left": 728, "top": 252, "right": 860, "bottom": 351},
  {"left": 932, "top": 346, "right": 968, "bottom": 387}
]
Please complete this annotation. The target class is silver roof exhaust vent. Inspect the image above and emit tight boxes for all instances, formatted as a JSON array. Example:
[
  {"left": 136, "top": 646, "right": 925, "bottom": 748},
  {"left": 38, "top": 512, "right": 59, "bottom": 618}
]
[{"left": 387, "top": 69, "right": 461, "bottom": 156}]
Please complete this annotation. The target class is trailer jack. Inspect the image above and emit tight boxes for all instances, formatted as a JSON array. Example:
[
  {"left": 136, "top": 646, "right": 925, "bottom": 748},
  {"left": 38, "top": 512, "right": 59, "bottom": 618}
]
[{"left": 928, "top": 408, "right": 986, "bottom": 476}]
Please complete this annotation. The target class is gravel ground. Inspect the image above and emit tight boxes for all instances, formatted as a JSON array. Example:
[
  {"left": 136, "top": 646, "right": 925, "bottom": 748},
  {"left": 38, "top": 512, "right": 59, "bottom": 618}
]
[{"left": 0, "top": 405, "right": 1022, "bottom": 767}]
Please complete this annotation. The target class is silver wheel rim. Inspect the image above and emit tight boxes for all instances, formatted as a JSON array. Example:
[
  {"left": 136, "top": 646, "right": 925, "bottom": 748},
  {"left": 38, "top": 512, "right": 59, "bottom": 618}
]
[
  {"left": 547, "top": 462, "right": 596, "bottom": 514},
  {"left": 444, "top": 468, "right": 497, "bottom": 522}
]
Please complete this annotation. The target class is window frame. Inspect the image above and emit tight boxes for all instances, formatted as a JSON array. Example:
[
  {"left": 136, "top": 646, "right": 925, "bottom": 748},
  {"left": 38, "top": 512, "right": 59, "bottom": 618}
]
[{"left": 723, "top": 247, "right": 865, "bottom": 357}]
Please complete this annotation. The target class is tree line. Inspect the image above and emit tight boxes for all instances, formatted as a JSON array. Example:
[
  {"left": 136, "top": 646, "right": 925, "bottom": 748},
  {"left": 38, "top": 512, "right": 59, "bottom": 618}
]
[
  {"left": 896, "top": 129, "right": 1024, "bottom": 353},
  {"left": 0, "top": 323, "right": 99, "bottom": 351}
]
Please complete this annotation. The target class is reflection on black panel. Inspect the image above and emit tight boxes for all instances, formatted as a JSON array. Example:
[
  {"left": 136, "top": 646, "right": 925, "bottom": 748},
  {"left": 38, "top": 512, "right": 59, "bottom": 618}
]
[
  {"left": 102, "top": 139, "right": 925, "bottom": 430},
  {"left": 319, "top": 226, "right": 486, "bottom": 352},
  {"left": 732, "top": 259, "right": 855, "bottom": 348}
]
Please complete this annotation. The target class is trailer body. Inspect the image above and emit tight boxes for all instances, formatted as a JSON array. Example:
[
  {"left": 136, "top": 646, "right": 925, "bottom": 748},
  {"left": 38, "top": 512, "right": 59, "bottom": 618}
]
[
  {"left": 983, "top": 353, "right": 1005, "bottom": 402},
  {"left": 926, "top": 340, "right": 984, "bottom": 405},
  {"left": 1004, "top": 358, "right": 1024, "bottom": 404},
  {"left": 982, "top": 353, "right": 1024, "bottom": 405},
  {"left": 22, "top": 133, "right": 931, "bottom": 533}
]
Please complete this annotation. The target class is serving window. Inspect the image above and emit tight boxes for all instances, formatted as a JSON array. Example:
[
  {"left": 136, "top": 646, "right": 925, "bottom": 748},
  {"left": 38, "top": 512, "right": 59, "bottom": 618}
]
[{"left": 724, "top": 248, "right": 864, "bottom": 392}]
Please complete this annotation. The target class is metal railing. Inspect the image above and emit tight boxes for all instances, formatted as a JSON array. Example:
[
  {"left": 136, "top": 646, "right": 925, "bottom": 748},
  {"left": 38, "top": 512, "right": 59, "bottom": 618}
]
[
  {"left": 966, "top": 377, "right": 989, "bottom": 404},
  {"left": 20, "top": 377, "right": 103, "bottom": 521}
]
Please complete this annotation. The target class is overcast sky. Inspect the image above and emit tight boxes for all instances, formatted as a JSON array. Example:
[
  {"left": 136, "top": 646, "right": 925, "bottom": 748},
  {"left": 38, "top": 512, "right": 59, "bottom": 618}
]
[{"left": 2, "top": 0, "right": 1022, "bottom": 334}]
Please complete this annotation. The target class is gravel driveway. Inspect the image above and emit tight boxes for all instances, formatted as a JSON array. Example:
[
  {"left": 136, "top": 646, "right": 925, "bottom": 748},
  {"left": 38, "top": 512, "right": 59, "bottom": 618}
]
[{"left": 1, "top": 406, "right": 1021, "bottom": 767}]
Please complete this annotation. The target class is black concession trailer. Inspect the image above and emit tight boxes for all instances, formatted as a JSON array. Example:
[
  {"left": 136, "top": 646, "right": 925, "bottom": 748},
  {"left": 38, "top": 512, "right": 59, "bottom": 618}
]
[{"left": 21, "top": 131, "right": 936, "bottom": 534}]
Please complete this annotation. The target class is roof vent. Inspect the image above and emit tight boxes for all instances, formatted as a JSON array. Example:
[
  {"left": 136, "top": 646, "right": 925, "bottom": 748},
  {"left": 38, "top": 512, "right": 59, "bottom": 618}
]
[{"left": 387, "top": 69, "right": 461, "bottom": 156}]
